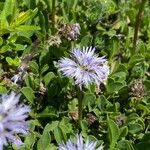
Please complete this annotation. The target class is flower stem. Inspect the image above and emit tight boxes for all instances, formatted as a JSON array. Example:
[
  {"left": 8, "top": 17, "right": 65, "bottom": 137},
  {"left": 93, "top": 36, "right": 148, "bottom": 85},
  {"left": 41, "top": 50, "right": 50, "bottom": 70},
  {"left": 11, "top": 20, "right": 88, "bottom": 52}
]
[
  {"left": 132, "top": 0, "right": 147, "bottom": 53},
  {"left": 51, "top": 0, "right": 56, "bottom": 34},
  {"left": 78, "top": 97, "right": 83, "bottom": 122},
  {"left": 77, "top": 89, "right": 84, "bottom": 127}
]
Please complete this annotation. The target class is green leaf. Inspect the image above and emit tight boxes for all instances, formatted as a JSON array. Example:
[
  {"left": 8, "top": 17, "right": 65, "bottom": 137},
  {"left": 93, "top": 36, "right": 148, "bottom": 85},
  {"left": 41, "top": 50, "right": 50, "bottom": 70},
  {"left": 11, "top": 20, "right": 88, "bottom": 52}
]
[
  {"left": 0, "top": 45, "right": 10, "bottom": 53},
  {"left": 128, "top": 54, "right": 144, "bottom": 69},
  {"left": 106, "top": 78, "right": 125, "bottom": 94},
  {"left": 21, "top": 87, "right": 35, "bottom": 103},
  {"left": 8, "top": 33, "right": 18, "bottom": 43},
  {"left": 108, "top": 118, "right": 120, "bottom": 149},
  {"left": 36, "top": 112, "right": 58, "bottom": 118},
  {"left": 0, "top": 86, "right": 7, "bottom": 94},
  {"left": 144, "top": 80, "right": 150, "bottom": 92},
  {"left": 59, "top": 118, "right": 73, "bottom": 135},
  {"left": 54, "top": 127, "right": 64, "bottom": 144},
  {"left": 126, "top": 113, "right": 139, "bottom": 124},
  {"left": 135, "top": 133, "right": 150, "bottom": 150},
  {"left": 0, "top": 0, "right": 16, "bottom": 28},
  {"left": 40, "top": 64, "right": 49, "bottom": 75},
  {"left": 1, "top": 0, "right": 16, "bottom": 18},
  {"left": 37, "top": 124, "right": 52, "bottom": 150},
  {"left": 81, "top": 120, "right": 88, "bottom": 132},
  {"left": 80, "top": 34, "right": 93, "bottom": 46},
  {"left": 137, "top": 118, "right": 145, "bottom": 130},
  {"left": 11, "top": 8, "right": 38, "bottom": 26},
  {"left": 0, "top": 37, "right": 3, "bottom": 46},
  {"left": 6, "top": 57, "right": 21, "bottom": 67},
  {"left": 44, "top": 144, "right": 57, "bottom": 150},
  {"left": 111, "top": 71, "right": 127, "bottom": 82},
  {"left": 136, "top": 104, "right": 150, "bottom": 115},
  {"left": 128, "top": 123, "right": 143, "bottom": 134},
  {"left": 119, "top": 126, "right": 128, "bottom": 139},
  {"left": 24, "top": 74, "right": 34, "bottom": 88},
  {"left": 38, "top": 11, "right": 46, "bottom": 36},
  {"left": 117, "top": 140, "right": 134, "bottom": 150},
  {"left": 44, "top": 121, "right": 59, "bottom": 132},
  {"left": 14, "top": 44, "right": 26, "bottom": 51},
  {"left": 43, "top": 72, "right": 55, "bottom": 87},
  {"left": 83, "top": 92, "right": 96, "bottom": 106},
  {"left": 29, "top": 61, "right": 39, "bottom": 75},
  {"left": 68, "top": 98, "right": 78, "bottom": 111},
  {"left": 29, "top": 119, "right": 42, "bottom": 130},
  {"left": 24, "top": 133, "right": 36, "bottom": 150},
  {"left": 15, "top": 25, "right": 40, "bottom": 31},
  {"left": 97, "top": 95, "right": 108, "bottom": 111},
  {"left": 44, "top": 0, "right": 52, "bottom": 10},
  {"left": 109, "top": 39, "right": 120, "bottom": 59}
]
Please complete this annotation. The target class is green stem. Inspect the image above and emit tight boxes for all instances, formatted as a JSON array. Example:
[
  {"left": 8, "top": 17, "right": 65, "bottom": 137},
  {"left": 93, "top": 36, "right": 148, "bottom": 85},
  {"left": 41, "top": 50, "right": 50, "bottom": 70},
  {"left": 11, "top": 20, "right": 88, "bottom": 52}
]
[
  {"left": 77, "top": 89, "right": 84, "bottom": 127},
  {"left": 72, "top": 0, "right": 79, "bottom": 21},
  {"left": 132, "top": 0, "right": 147, "bottom": 53},
  {"left": 78, "top": 97, "right": 83, "bottom": 122},
  {"left": 52, "top": 0, "right": 56, "bottom": 34}
]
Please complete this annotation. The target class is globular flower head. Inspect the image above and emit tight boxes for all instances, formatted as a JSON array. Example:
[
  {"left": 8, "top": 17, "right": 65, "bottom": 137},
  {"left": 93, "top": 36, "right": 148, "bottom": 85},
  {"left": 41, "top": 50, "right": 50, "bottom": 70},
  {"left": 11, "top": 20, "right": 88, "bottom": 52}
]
[
  {"left": 0, "top": 92, "right": 30, "bottom": 150},
  {"left": 58, "top": 47, "right": 109, "bottom": 89},
  {"left": 58, "top": 134, "right": 103, "bottom": 150}
]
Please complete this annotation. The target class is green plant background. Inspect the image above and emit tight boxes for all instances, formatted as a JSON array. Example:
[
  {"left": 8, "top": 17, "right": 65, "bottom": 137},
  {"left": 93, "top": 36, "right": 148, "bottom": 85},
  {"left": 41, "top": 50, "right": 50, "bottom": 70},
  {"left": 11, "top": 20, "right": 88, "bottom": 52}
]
[{"left": 0, "top": 0, "right": 150, "bottom": 149}]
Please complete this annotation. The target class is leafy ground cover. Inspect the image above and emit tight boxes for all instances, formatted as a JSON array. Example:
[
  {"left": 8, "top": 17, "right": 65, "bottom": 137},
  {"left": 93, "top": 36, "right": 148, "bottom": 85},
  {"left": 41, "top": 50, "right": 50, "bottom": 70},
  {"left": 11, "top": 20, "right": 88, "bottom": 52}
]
[{"left": 0, "top": 0, "right": 150, "bottom": 149}]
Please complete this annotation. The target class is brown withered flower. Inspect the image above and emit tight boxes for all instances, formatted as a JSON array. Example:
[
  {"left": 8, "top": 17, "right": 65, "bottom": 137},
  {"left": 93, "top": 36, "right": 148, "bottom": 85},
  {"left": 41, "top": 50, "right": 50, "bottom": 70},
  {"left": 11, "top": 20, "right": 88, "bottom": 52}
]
[
  {"left": 129, "top": 79, "right": 146, "bottom": 98},
  {"left": 86, "top": 113, "right": 97, "bottom": 125},
  {"left": 11, "top": 39, "right": 40, "bottom": 85},
  {"left": 47, "top": 35, "right": 62, "bottom": 47},
  {"left": 59, "top": 23, "right": 80, "bottom": 41},
  {"left": 69, "top": 111, "right": 78, "bottom": 122},
  {"left": 39, "top": 82, "right": 46, "bottom": 95},
  {"left": 115, "top": 115, "right": 125, "bottom": 127}
]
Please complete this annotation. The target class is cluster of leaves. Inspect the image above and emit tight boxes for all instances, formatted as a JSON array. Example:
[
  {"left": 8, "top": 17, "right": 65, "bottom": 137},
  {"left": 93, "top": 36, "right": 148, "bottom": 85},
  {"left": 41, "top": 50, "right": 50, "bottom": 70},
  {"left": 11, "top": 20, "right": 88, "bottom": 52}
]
[{"left": 0, "top": 0, "right": 150, "bottom": 150}]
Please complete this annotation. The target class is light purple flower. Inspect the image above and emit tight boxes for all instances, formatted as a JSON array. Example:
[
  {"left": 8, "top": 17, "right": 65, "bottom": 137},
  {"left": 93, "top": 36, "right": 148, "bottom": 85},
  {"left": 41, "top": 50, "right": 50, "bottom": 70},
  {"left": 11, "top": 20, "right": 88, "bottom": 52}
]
[
  {"left": 58, "top": 47, "right": 109, "bottom": 89},
  {"left": 0, "top": 92, "right": 30, "bottom": 150},
  {"left": 59, "top": 134, "right": 104, "bottom": 150}
]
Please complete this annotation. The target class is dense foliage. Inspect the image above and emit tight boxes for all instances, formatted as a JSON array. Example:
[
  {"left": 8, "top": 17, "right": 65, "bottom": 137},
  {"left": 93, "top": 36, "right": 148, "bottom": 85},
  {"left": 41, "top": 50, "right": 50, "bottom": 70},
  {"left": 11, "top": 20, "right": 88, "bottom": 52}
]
[{"left": 0, "top": 0, "right": 150, "bottom": 149}]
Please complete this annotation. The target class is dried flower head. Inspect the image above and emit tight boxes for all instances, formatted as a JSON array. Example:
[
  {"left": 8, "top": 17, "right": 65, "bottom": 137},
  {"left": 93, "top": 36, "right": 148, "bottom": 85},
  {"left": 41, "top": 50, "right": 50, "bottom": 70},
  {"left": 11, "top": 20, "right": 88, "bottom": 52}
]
[
  {"left": 58, "top": 134, "right": 103, "bottom": 150},
  {"left": 39, "top": 82, "right": 46, "bottom": 95},
  {"left": 86, "top": 113, "right": 97, "bottom": 125},
  {"left": 69, "top": 111, "right": 78, "bottom": 122},
  {"left": 59, "top": 23, "right": 80, "bottom": 41},
  {"left": 129, "top": 79, "right": 145, "bottom": 98},
  {"left": 11, "top": 53, "right": 35, "bottom": 85},
  {"left": 115, "top": 115, "right": 125, "bottom": 127},
  {"left": 58, "top": 47, "right": 109, "bottom": 89},
  {"left": 47, "top": 35, "right": 62, "bottom": 47},
  {"left": 0, "top": 92, "right": 30, "bottom": 149}
]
